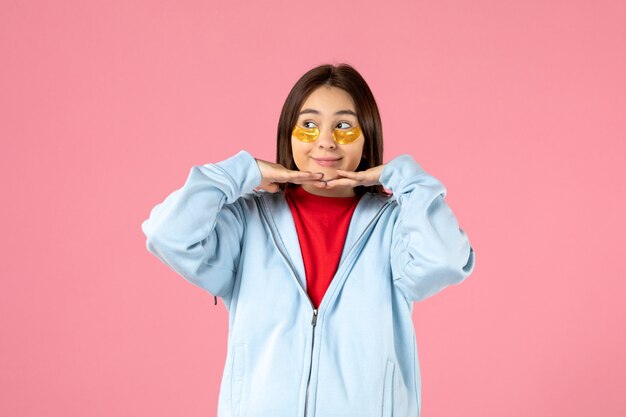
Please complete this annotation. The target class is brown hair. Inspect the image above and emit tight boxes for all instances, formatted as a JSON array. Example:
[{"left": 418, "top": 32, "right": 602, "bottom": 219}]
[{"left": 276, "top": 63, "right": 386, "bottom": 196}]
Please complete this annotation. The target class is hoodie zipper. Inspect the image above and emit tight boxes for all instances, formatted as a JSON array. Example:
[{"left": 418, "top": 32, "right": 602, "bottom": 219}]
[
  {"left": 257, "top": 195, "right": 392, "bottom": 417},
  {"left": 303, "top": 308, "right": 318, "bottom": 417},
  {"left": 257, "top": 199, "right": 319, "bottom": 417}
]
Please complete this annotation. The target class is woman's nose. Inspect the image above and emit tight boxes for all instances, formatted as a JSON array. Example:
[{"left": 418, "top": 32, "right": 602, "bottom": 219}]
[{"left": 317, "top": 128, "right": 336, "bottom": 149}]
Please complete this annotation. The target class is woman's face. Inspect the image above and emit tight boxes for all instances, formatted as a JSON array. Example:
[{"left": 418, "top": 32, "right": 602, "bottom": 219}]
[{"left": 291, "top": 86, "right": 365, "bottom": 187}]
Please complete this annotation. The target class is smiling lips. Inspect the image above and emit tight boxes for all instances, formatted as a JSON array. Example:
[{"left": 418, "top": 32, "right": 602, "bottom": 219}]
[{"left": 312, "top": 157, "right": 342, "bottom": 167}]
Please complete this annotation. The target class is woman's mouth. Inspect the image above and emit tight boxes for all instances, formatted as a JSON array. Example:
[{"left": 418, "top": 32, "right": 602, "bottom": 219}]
[{"left": 312, "top": 157, "right": 342, "bottom": 167}]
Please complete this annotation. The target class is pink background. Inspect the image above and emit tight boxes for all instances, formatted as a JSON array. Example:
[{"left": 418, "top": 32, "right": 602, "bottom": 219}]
[{"left": 1, "top": 0, "right": 625, "bottom": 416}]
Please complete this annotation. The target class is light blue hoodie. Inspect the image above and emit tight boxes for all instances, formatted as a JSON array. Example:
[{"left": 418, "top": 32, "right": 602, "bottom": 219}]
[{"left": 141, "top": 150, "right": 475, "bottom": 417}]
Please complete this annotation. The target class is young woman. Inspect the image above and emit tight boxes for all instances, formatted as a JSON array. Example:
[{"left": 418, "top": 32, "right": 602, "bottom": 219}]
[{"left": 141, "top": 63, "right": 475, "bottom": 417}]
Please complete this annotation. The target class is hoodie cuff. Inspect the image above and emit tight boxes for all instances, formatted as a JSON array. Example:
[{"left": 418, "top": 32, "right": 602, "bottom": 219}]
[
  {"left": 379, "top": 154, "right": 428, "bottom": 192},
  {"left": 212, "top": 150, "right": 263, "bottom": 196}
]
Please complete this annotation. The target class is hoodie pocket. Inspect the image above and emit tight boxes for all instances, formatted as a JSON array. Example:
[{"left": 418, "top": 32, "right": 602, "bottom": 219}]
[
  {"left": 231, "top": 343, "right": 246, "bottom": 417},
  {"left": 381, "top": 359, "right": 395, "bottom": 417}
]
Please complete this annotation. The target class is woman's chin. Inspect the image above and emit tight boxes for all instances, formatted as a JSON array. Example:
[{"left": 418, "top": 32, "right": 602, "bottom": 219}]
[{"left": 312, "top": 166, "right": 338, "bottom": 179}]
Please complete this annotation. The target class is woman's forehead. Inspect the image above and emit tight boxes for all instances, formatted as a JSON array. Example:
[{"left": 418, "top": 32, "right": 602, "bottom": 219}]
[{"left": 299, "top": 86, "right": 357, "bottom": 115}]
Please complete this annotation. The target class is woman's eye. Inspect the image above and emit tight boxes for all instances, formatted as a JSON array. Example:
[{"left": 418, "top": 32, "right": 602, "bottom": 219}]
[
  {"left": 337, "top": 121, "right": 352, "bottom": 129},
  {"left": 303, "top": 121, "right": 317, "bottom": 129}
]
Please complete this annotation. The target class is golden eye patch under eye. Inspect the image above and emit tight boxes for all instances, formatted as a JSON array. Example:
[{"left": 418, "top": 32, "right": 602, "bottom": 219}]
[
  {"left": 332, "top": 126, "right": 362, "bottom": 145},
  {"left": 292, "top": 125, "right": 362, "bottom": 145},
  {"left": 292, "top": 125, "right": 320, "bottom": 143}
]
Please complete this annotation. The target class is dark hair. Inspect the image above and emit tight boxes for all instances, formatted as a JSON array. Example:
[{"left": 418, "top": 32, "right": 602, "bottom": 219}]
[{"left": 276, "top": 63, "right": 386, "bottom": 196}]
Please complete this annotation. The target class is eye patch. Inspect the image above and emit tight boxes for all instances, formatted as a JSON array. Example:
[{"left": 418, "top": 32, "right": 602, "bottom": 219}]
[{"left": 292, "top": 125, "right": 362, "bottom": 145}]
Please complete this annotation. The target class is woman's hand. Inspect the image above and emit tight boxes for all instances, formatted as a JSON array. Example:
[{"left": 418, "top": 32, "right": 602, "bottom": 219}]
[
  {"left": 254, "top": 158, "right": 324, "bottom": 193},
  {"left": 317, "top": 164, "right": 386, "bottom": 189}
]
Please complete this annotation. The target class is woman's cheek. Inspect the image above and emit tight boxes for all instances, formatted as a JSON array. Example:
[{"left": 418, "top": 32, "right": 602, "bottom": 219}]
[{"left": 290, "top": 139, "right": 309, "bottom": 171}]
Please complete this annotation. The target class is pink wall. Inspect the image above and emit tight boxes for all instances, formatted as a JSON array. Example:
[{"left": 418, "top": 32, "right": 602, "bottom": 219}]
[{"left": 1, "top": 0, "right": 625, "bottom": 416}]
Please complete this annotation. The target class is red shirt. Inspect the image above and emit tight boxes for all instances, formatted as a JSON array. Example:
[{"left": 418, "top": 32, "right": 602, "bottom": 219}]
[{"left": 284, "top": 185, "right": 362, "bottom": 309}]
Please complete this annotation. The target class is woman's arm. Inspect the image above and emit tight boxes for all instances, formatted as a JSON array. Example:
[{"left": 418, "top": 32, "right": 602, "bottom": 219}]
[
  {"left": 141, "top": 150, "right": 262, "bottom": 299},
  {"left": 381, "top": 155, "right": 476, "bottom": 303}
]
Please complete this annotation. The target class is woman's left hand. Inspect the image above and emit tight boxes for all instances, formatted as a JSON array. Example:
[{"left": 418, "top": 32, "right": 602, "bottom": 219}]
[{"left": 316, "top": 164, "right": 385, "bottom": 189}]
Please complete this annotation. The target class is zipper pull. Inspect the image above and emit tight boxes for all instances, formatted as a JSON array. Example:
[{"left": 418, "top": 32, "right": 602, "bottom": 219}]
[
  {"left": 214, "top": 296, "right": 217, "bottom": 305},
  {"left": 311, "top": 309, "right": 318, "bottom": 327}
]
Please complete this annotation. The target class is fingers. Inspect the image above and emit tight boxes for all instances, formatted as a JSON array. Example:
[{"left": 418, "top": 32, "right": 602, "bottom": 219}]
[
  {"left": 335, "top": 169, "right": 381, "bottom": 187},
  {"left": 333, "top": 169, "right": 366, "bottom": 187},
  {"left": 323, "top": 177, "right": 359, "bottom": 189},
  {"left": 335, "top": 169, "right": 360, "bottom": 179},
  {"left": 282, "top": 170, "right": 324, "bottom": 184},
  {"left": 254, "top": 174, "right": 325, "bottom": 193}
]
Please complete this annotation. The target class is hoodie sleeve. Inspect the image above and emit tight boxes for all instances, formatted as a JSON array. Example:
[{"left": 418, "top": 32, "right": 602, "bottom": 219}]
[
  {"left": 141, "top": 150, "right": 262, "bottom": 298},
  {"left": 380, "top": 154, "right": 476, "bottom": 303}
]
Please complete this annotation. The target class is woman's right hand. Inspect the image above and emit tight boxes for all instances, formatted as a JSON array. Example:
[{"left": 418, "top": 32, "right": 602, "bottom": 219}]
[{"left": 254, "top": 158, "right": 324, "bottom": 193}]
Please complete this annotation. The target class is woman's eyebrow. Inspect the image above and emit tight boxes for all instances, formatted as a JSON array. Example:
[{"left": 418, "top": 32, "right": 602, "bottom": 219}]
[{"left": 299, "top": 108, "right": 357, "bottom": 117}]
